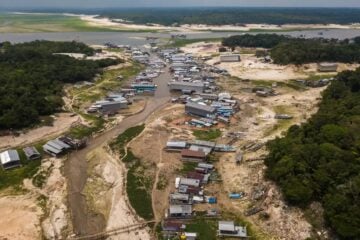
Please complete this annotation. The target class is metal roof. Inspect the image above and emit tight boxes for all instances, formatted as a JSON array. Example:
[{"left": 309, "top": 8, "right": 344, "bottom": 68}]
[
  {"left": 185, "top": 102, "right": 216, "bottom": 113},
  {"left": 169, "top": 205, "right": 192, "bottom": 214},
  {"left": 167, "top": 141, "right": 187, "bottom": 149},
  {"left": 198, "top": 163, "right": 214, "bottom": 169},
  {"left": 169, "top": 81, "right": 205, "bottom": 87},
  {"left": 23, "top": 147, "right": 40, "bottom": 159},
  {"left": 43, "top": 144, "right": 62, "bottom": 154},
  {"left": 189, "top": 145, "right": 212, "bottom": 155},
  {"left": 179, "top": 178, "right": 200, "bottom": 187},
  {"left": 218, "top": 221, "right": 235, "bottom": 232},
  {"left": 170, "top": 193, "right": 189, "bottom": 201},
  {"left": 52, "top": 139, "right": 71, "bottom": 149},
  {"left": 181, "top": 149, "right": 206, "bottom": 158},
  {"left": 188, "top": 140, "right": 216, "bottom": 148},
  {"left": 0, "top": 150, "right": 20, "bottom": 165}
]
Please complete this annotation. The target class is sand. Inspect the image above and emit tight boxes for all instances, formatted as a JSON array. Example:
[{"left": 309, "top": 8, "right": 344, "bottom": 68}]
[
  {"left": 0, "top": 113, "right": 80, "bottom": 151},
  {"left": 0, "top": 195, "right": 42, "bottom": 240}
]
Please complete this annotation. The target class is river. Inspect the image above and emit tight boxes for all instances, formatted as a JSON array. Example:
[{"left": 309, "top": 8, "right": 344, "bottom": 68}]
[
  {"left": 1, "top": 29, "right": 360, "bottom": 46},
  {"left": 64, "top": 64, "right": 172, "bottom": 236}
]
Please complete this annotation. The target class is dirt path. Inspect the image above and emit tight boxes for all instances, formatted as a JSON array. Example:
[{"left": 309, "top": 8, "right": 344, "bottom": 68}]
[
  {"left": 65, "top": 65, "right": 172, "bottom": 237},
  {"left": 151, "top": 133, "right": 164, "bottom": 227}
]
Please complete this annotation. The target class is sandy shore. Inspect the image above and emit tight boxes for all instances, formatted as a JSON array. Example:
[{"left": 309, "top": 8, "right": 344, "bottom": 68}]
[{"left": 76, "top": 14, "right": 360, "bottom": 32}]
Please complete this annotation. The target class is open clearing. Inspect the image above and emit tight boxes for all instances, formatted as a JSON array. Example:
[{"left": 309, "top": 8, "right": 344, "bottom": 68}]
[
  {"left": 0, "top": 194, "right": 42, "bottom": 240},
  {"left": 182, "top": 41, "right": 360, "bottom": 81},
  {"left": 0, "top": 113, "right": 80, "bottom": 151}
]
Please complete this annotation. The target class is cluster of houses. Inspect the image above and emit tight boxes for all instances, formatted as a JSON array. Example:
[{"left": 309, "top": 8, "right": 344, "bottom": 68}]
[
  {"left": 0, "top": 147, "right": 41, "bottom": 170},
  {"left": 42, "top": 136, "right": 86, "bottom": 157},
  {"left": 159, "top": 48, "right": 239, "bottom": 125},
  {"left": 87, "top": 93, "right": 130, "bottom": 115},
  {"left": 127, "top": 48, "right": 167, "bottom": 94},
  {"left": 161, "top": 139, "right": 246, "bottom": 239}
]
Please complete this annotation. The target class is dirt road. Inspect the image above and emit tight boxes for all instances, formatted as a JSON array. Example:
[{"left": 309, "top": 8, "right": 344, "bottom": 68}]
[{"left": 64, "top": 65, "right": 172, "bottom": 237}]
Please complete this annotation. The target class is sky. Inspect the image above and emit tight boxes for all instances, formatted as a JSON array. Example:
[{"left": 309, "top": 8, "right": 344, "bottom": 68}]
[{"left": 2, "top": 0, "right": 360, "bottom": 9}]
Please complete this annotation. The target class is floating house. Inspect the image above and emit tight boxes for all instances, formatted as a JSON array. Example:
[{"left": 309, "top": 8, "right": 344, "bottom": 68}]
[
  {"left": 185, "top": 102, "right": 216, "bottom": 118},
  {"left": 218, "top": 221, "right": 247, "bottom": 238},
  {"left": 220, "top": 54, "right": 241, "bottom": 62},
  {"left": 181, "top": 149, "right": 206, "bottom": 162},
  {"left": 0, "top": 150, "right": 21, "bottom": 170},
  {"left": 23, "top": 147, "right": 41, "bottom": 160},
  {"left": 318, "top": 62, "right": 338, "bottom": 72},
  {"left": 169, "top": 205, "right": 192, "bottom": 218}
]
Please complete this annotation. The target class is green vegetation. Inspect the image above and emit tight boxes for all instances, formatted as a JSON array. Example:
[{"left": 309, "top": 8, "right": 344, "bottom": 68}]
[
  {"left": 265, "top": 68, "right": 360, "bottom": 239},
  {"left": 185, "top": 218, "right": 218, "bottom": 240},
  {"left": 0, "top": 13, "right": 155, "bottom": 33},
  {"left": 0, "top": 154, "right": 41, "bottom": 191},
  {"left": 223, "top": 34, "right": 287, "bottom": 49},
  {"left": 166, "top": 38, "right": 221, "bottom": 48},
  {"left": 156, "top": 174, "right": 168, "bottom": 190},
  {"left": 193, "top": 129, "right": 221, "bottom": 141},
  {"left": 178, "top": 162, "right": 198, "bottom": 174},
  {"left": 101, "top": 8, "right": 360, "bottom": 26},
  {"left": 69, "top": 113, "right": 105, "bottom": 139},
  {"left": 72, "top": 62, "right": 142, "bottom": 105},
  {"left": 223, "top": 34, "right": 360, "bottom": 65},
  {"left": 126, "top": 151, "right": 154, "bottom": 220},
  {"left": 0, "top": 40, "right": 120, "bottom": 130},
  {"left": 110, "top": 125, "right": 153, "bottom": 220},
  {"left": 110, "top": 124, "right": 145, "bottom": 158}
]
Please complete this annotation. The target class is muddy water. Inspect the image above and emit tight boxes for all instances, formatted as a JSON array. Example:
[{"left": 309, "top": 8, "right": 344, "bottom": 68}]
[
  {"left": 2, "top": 29, "right": 360, "bottom": 46},
  {"left": 64, "top": 66, "right": 172, "bottom": 236}
]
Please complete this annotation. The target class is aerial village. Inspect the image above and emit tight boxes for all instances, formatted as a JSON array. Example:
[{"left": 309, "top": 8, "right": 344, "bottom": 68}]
[{"left": 0, "top": 35, "right": 348, "bottom": 240}]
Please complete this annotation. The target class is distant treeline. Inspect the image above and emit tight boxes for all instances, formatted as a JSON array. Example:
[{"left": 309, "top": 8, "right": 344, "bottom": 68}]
[
  {"left": 97, "top": 8, "right": 360, "bottom": 25},
  {"left": 222, "top": 34, "right": 360, "bottom": 64},
  {"left": 0, "top": 41, "right": 120, "bottom": 130},
  {"left": 265, "top": 68, "right": 360, "bottom": 239}
]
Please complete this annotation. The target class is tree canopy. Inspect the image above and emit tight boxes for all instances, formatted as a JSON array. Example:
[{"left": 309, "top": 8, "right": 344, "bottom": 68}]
[
  {"left": 0, "top": 41, "right": 120, "bottom": 130},
  {"left": 265, "top": 68, "right": 360, "bottom": 239},
  {"left": 222, "top": 34, "right": 360, "bottom": 65}
]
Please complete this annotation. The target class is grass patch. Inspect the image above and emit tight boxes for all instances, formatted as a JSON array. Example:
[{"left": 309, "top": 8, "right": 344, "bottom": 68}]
[
  {"left": 110, "top": 124, "right": 145, "bottom": 159},
  {"left": 0, "top": 13, "right": 158, "bottom": 33},
  {"left": 264, "top": 120, "right": 293, "bottom": 137},
  {"left": 306, "top": 73, "right": 336, "bottom": 81},
  {"left": 185, "top": 217, "right": 218, "bottom": 240},
  {"left": 166, "top": 38, "right": 222, "bottom": 48},
  {"left": 72, "top": 62, "right": 143, "bottom": 106},
  {"left": 193, "top": 129, "right": 221, "bottom": 141},
  {"left": 178, "top": 162, "right": 198, "bottom": 174},
  {"left": 251, "top": 79, "right": 306, "bottom": 91},
  {"left": 69, "top": 113, "right": 106, "bottom": 139},
  {"left": 156, "top": 173, "right": 168, "bottom": 190},
  {"left": 0, "top": 157, "right": 41, "bottom": 191},
  {"left": 127, "top": 154, "right": 154, "bottom": 220}
]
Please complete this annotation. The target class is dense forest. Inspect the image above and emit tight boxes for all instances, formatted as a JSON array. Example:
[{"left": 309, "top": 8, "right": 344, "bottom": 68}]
[
  {"left": 222, "top": 34, "right": 360, "bottom": 64},
  {"left": 0, "top": 41, "right": 120, "bottom": 130},
  {"left": 265, "top": 69, "right": 360, "bottom": 239},
  {"left": 94, "top": 8, "right": 360, "bottom": 26}
]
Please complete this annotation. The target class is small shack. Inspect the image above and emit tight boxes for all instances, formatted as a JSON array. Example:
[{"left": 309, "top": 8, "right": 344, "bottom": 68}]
[
  {"left": 220, "top": 54, "right": 241, "bottom": 62},
  {"left": 179, "top": 178, "right": 201, "bottom": 187},
  {"left": 318, "top": 63, "right": 338, "bottom": 72},
  {"left": 23, "top": 147, "right": 41, "bottom": 160},
  {"left": 0, "top": 150, "right": 21, "bottom": 170},
  {"left": 185, "top": 102, "right": 217, "bottom": 118},
  {"left": 166, "top": 140, "right": 188, "bottom": 152},
  {"left": 218, "top": 221, "right": 247, "bottom": 238},
  {"left": 43, "top": 139, "right": 71, "bottom": 157},
  {"left": 169, "top": 205, "right": 192, "bottom": 218},
  {"left": 181, "top": 149, "right": 206, "bottom": 162}
]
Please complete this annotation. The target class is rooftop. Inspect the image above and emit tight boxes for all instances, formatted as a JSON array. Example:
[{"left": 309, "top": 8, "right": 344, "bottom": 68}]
[{"left": 0, "top": 150, "right": 20, "bottom": 165}]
